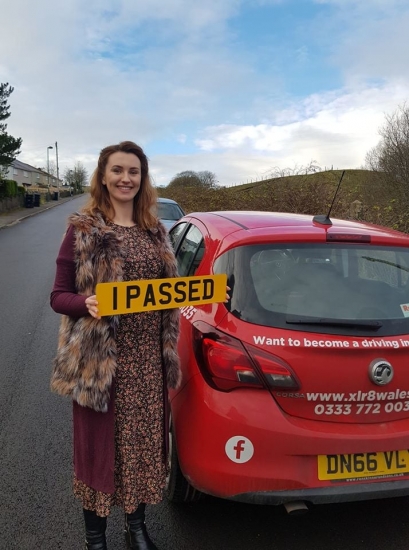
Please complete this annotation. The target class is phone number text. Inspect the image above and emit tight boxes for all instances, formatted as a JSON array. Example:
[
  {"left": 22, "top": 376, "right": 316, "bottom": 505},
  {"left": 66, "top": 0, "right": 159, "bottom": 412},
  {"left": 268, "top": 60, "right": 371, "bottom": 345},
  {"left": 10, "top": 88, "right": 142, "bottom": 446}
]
[{"left": 314, "top": 402, "right": 409, "bottom": 416}]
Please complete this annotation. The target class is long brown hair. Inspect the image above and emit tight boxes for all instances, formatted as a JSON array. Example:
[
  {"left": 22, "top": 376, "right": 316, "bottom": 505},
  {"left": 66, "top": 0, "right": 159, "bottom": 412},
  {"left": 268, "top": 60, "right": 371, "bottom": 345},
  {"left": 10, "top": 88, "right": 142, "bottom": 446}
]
[{"left": 82, "top": 141, "right": 158, "bottom": 229}]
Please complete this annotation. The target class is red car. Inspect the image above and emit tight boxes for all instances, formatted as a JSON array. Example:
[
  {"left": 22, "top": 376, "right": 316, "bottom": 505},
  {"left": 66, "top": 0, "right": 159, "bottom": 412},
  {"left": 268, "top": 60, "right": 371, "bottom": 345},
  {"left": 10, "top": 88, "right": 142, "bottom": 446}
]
[{"left": 166, "top": 210, "right": 409, "bottom": 511}]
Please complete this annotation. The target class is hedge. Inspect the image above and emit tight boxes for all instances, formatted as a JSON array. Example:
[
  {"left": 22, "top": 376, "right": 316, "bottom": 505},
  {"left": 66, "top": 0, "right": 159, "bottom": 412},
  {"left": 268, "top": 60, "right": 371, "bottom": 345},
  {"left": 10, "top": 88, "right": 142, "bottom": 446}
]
[{"left": 0, "top": 179, "right": 20, "bottom": 199}]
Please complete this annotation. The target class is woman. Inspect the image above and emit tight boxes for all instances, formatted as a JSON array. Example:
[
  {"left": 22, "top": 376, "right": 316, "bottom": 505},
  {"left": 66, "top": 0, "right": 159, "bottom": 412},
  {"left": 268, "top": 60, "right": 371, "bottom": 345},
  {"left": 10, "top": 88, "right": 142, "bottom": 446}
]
[{"left": 50, "top": 141, "right": 180, "bottom": 550}]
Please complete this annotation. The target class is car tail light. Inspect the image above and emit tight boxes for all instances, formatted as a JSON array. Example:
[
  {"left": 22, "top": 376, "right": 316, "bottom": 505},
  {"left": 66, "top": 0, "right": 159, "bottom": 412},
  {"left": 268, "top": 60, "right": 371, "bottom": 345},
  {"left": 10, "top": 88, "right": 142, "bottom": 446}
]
[
  {"left": 243, "top": 343, "right": 299, "bottom": 389},
  {"left": 193, "top": 322, "right": 299, "bottom": 392},
  {"left": 201, "top": 337, "right": 263, "bottom": 390},
  {"left": 326, "top": 233, "right": 371, "bottom": 243}
]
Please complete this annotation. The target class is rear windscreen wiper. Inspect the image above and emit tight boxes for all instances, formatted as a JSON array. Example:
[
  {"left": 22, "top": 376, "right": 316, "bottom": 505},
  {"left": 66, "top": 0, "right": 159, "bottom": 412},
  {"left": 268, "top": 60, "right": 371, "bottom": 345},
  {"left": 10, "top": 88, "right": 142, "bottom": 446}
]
[
  {"left": 361, "top": 256, "right": 409, "bottom": 273},
  {"left": 286, "top": 316, "right": 383, "bottom": 330}
]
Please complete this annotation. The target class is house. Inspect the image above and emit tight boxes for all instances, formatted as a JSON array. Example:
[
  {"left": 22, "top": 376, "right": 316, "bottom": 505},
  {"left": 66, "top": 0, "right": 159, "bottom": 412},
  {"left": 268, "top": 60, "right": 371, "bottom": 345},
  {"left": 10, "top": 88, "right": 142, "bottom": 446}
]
[{"left": 5, "top": 159, "right": 62, "bottom": 188}]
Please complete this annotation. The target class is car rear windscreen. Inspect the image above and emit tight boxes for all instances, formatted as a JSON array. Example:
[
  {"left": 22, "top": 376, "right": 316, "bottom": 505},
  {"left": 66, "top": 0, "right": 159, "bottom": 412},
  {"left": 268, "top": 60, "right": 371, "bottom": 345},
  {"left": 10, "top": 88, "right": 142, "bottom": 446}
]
[
  {"left": 157, "top": 203, "right": 184, "bottom": 220},
  {"left": 214, "top": 244, "right": 409, "bottom": 336}
]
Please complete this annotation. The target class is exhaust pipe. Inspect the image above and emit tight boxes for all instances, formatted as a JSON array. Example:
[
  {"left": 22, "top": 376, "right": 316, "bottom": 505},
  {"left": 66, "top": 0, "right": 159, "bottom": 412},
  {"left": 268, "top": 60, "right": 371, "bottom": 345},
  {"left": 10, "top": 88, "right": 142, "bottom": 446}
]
[{"left": 283, "top": 501, "right": 309, "bottom": 515}]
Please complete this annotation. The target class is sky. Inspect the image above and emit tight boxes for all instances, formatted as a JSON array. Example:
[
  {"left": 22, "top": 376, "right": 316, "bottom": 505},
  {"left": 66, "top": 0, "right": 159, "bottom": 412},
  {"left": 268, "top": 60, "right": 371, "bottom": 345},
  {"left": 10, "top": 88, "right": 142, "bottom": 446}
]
[{"left": 1, "top": 0, "right": 409, "bottom": 187}]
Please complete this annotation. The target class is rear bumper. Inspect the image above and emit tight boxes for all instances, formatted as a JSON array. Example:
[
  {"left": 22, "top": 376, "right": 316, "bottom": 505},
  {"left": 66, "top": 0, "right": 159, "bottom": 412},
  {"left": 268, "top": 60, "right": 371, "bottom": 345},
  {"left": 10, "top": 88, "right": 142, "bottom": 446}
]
[
  {"left": 170, "top": 375, "right": 409, "bottom": 504},
  {"left": 226, "top": 479, "right": 409, "bottom": 505}
]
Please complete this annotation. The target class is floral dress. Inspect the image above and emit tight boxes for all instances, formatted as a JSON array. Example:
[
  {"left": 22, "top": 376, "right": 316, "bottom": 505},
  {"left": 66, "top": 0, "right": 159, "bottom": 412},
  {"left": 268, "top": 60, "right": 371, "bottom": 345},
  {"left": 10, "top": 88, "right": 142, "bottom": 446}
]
[{"left": 73, "top": 224, "right": 166, "bottom": 516}]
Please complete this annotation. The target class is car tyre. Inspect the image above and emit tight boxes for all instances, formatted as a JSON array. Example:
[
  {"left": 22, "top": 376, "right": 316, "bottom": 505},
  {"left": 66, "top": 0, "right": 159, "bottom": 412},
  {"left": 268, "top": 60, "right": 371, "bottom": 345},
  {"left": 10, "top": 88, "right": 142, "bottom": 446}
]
[{"left": 166, "top": 422, "right": 203, "bottom": 503}]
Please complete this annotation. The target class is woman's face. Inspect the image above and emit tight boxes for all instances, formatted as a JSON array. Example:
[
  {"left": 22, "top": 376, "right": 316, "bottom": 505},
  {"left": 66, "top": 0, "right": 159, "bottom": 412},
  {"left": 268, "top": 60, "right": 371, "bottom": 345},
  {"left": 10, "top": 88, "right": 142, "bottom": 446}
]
[{"left": 102, "top": 151, "right": 142, "bottom": 205}]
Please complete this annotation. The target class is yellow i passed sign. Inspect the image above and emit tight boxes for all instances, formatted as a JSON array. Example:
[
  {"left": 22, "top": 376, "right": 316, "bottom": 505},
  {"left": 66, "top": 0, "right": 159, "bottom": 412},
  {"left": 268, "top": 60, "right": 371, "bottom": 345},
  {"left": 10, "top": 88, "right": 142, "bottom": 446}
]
[{"left": 96, "top": 274, "right": 227, "bottom": 316}]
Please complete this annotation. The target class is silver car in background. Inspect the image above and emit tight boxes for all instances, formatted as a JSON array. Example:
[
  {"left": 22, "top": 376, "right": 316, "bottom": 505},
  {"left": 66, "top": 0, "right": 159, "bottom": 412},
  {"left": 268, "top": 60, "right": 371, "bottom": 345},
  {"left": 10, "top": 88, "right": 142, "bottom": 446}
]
[{"left": 156, "top": 197, "right": 185, "bottom": 231}]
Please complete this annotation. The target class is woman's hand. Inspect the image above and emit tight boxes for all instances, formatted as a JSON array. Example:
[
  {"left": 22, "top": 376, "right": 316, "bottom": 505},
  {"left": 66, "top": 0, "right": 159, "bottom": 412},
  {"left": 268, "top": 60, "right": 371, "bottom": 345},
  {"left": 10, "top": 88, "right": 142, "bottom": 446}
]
[
  {"left": 225, "top": 285, "right": 231, "bottom": 303},
  {"left": 85, "top": 295, "right": 101, "bottom": 320}
]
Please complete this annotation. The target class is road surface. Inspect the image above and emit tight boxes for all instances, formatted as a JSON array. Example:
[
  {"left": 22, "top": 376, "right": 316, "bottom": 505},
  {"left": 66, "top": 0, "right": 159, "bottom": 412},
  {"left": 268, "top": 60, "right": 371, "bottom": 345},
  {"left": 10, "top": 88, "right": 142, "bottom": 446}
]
[{"left": 1, "top": 196, "right": 409, "bottom": 549}]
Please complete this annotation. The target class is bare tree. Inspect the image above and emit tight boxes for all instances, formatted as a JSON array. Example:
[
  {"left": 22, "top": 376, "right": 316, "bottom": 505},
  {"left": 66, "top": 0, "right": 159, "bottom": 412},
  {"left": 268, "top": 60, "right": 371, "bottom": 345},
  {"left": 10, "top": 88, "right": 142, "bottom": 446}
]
[
  {"left": 47, "top": 161, "right": 56, "bottom": 177},
  {"left": 365, "top": 103, "right": 409, "bottom": 204},
  {"left": 63, "top": 162, "right": 88, "bottom": 194},
  {"left": 63, "top": 167, "right": 74, "bottom": 190},
  {"left": 267, "top": 160, "right": 322, "bottom": 179},
  {"left": 37, "top": 161, "right": 56, "bottom": 177},
  {"left": 168, "top": 170, "right": 218, "bottom": 189},
  {"left": 197, "top": 170, "right": 218, "bottom": 188}
]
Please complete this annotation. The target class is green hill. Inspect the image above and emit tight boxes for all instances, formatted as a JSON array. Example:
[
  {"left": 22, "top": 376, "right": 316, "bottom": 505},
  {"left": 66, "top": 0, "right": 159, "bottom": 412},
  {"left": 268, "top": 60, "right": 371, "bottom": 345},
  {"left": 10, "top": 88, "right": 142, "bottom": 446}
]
[{"left": 158, "top": 168, "right": 407, "bottom": 232}]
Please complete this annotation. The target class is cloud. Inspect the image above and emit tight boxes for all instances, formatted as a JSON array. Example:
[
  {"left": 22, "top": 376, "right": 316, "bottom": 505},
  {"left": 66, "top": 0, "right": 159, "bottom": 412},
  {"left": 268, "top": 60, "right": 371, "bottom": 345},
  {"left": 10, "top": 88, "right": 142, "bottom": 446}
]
[
  {"left": 2, "top": 0, "right": 409, "bottom": 189},
  {"left": 193, "top": 82, "right": 409, "bottom": 182},
  {"left": 314, "top": 0, "right": 405, "bottom": 6},
  {"left": 2, "top": 1, "right": 258, "bottom": 170},
  {"left": 335, "top": 17, "right": 409, "bottom": 84},
  {"left": 308, "top": 0, "right": 409, "bottom": 84}
]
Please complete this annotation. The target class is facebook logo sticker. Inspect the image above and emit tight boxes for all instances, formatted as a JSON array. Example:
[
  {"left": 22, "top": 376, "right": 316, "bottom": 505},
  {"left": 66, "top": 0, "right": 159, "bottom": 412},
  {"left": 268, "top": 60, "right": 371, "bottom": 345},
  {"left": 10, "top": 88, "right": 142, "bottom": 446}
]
[{"left": 225, "top": 436, "right": 254, "bottom": 463}]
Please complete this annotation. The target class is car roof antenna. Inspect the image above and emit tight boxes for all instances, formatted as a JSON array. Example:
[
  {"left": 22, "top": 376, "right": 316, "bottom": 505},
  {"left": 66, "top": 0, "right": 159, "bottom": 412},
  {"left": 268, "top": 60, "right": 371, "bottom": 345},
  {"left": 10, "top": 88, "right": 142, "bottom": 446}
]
[{"left": 313, "top": 170, "right": 346, "bottom": 226}]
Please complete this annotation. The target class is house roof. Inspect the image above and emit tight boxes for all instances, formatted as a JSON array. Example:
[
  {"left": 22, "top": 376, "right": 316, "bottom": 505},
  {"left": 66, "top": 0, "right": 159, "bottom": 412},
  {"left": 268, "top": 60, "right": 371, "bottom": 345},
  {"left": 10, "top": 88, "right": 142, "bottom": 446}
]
[{"left": 12, "top": 159, "right": 60, "bottom": 179}]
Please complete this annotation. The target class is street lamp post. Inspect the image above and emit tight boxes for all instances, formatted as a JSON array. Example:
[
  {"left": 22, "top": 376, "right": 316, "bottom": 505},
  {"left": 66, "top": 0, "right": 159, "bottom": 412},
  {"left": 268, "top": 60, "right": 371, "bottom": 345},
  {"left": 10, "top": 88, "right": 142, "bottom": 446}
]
[
  {"left": 47, "top": 145, "right": 53, "bottom": 189},
  {"left": 69, "top": 169, "right": 73, "bottom": 195},
  {"left": 55, "top": 141, "right": 59, "bottom": 198}
]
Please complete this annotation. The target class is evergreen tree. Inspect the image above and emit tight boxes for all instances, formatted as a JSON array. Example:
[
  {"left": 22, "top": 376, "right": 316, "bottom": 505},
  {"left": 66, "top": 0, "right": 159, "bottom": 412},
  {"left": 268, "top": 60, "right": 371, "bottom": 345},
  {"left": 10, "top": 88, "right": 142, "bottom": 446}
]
[{"left": 0, "top": 83, "right": 23, "bottom": 174}]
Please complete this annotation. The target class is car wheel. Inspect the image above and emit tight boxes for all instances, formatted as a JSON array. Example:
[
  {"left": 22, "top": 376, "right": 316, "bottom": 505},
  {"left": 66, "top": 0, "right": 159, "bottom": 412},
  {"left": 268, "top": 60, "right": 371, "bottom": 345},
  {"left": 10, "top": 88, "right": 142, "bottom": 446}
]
[{"left": 166, "top": 421, "right": 203, "bottom": 503}]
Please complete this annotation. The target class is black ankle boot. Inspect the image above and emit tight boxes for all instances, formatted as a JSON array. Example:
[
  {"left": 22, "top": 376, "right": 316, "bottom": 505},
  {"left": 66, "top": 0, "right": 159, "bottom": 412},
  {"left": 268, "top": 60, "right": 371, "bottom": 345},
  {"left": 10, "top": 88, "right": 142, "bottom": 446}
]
[
  {"left": 125, "top": 504, "right": 158, "bottom": 550},
  {"left": 83, "top": 508, "right": 107, "bottom": 550}
]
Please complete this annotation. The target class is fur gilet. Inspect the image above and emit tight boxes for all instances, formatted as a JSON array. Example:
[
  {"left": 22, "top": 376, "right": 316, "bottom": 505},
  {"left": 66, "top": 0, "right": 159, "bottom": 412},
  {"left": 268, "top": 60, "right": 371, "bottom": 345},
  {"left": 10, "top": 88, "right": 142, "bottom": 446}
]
[{"left": 50, "top": 212, "right": 181, "bottom": 412}]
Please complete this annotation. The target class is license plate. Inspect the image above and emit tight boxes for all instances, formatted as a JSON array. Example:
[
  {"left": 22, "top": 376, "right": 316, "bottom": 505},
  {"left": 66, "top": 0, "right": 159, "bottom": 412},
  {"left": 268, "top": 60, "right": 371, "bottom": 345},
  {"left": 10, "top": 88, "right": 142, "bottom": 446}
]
[{"left": 318, "top": 450, "right": 409, "bottom": 481}]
